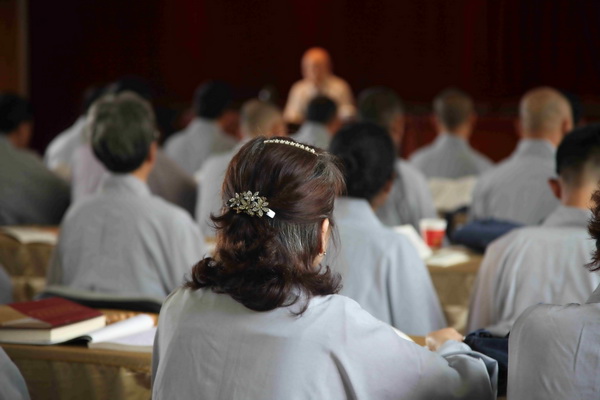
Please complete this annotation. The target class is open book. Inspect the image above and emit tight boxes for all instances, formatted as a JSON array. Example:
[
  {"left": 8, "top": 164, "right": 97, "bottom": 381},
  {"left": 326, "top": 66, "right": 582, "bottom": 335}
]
[{"left": 79, "top": 314, "right": 156, "bottom": 353}]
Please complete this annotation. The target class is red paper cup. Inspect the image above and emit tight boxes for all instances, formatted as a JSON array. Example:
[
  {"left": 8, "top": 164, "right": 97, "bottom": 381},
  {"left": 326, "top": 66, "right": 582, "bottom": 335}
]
[{"left": 419, "top": 218, "right": 447, "bottom": 249}]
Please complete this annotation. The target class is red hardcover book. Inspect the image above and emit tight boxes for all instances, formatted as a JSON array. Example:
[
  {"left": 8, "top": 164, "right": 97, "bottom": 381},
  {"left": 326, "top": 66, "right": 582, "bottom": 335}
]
[{"left": 0, "top": 297, "right": 106, "bottom": 344}]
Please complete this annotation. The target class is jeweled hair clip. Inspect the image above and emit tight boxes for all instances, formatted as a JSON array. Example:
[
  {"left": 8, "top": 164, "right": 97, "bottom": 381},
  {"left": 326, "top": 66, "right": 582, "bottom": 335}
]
[
  {"left": 228, "top": 191, "right": 275, "bottom": 218},
  {"left": 263, "top": 138, "right": 317, "bottom": 154}
]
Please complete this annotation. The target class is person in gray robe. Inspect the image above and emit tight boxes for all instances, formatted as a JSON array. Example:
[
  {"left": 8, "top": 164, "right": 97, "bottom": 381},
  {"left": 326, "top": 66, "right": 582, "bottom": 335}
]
[
  {"left": 328, "top": 122, "right": 445, "bottom": 335},
  {"left": 0, "top": 93, "right": 70, "bottom": 225},
  {"left": 357, "top": 87, "right": 437, "bottom": 231},
  {"left": 164, "top": 81, "right": 238, "bottom": 175},
  {"left": 468, "top": 124, "right": 600, "bottom": 336},
  {"left": 292, "top": 95, "right": 340, "bottom": 150},
  {"left": 47, "top": 92, "right": 205, "bottom": 298},
  {"left": 507, "top": 186, "right": 600, "bottom": 399},
  {"left": 469, "top": 87, "right": 572, "bottom": 225},
  {"left": 410, "top": 88, "right": 493, "bottom": 179},
  {"left": 0, "top": 347, "right": 30, "bottom": 400},
  {"left": 44, "top": 86, "right": 105, "bottom": 180},
  {"left": 194, "top": 99, "right": 285, "bottom": 237},
  {"left": 152, "top": 136, "right": 497, "bottom": 400}
]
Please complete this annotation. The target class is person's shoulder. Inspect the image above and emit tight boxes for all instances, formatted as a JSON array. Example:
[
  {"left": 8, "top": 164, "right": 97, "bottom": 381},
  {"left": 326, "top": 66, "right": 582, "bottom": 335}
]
[
  {"left": 163, "top": 128, "right": 190, "bottom": 153},
  {"left": 397, "top": 159, "right": 427, "bottom": 183}
]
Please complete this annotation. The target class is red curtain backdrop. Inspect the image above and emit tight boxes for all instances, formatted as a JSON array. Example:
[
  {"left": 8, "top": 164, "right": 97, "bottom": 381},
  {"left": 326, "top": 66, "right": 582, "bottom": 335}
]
[{"left": 28, "top": 0, "right": 600, "bottom": 157}]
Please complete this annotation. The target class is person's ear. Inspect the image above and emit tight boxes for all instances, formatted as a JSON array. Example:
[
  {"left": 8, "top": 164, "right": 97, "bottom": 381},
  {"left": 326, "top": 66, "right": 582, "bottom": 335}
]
[
  {"left": 548, "top": 178, "right": 561, "bottom": 200},
  {"left": 319, "top": 218, "right": 330, "bottom": 254}
]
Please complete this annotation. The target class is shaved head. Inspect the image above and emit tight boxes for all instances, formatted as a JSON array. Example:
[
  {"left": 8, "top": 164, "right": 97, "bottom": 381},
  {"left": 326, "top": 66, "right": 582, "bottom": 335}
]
[
  {"left": 433, "top": 89, "right": 474, "bottom": 132},
  {"left": 241, "top": 99, "right": 284, "bottom": 138},
  {"left": 302, "top": 47, "right": 332, "bottom": 84},
  {"left": 520, "top": 87, "right": 572, "bottom": 138}
]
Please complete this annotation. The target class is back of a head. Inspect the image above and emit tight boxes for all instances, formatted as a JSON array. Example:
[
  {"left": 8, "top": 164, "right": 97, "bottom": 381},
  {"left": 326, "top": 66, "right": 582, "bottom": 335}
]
[
  {"left": 556, "top": 123, "right": 600, "bottom": 189},
  {"left": 433, "top": 88, "right": 474, "bottom": 132},
  {"left": 520, "top": 87, "right": 572, "bottom": 137},
  {"left": 306, "top": 96, "right": 337, "bottom": 125},
  {"left": 240, "top": 99, "right": 283, "bottom": 138},
  {"left": 194, "top": 81, "right": 233, "bottom": 120},
  {"left": 0, "top": 93, "right": 32, "bottom": 135},
  {"left": 186, "top": 137, "right": 345, "bottom": 313},
  {"left": 89, "top": 91, "right": 156, "bottom": 173},
  {"left": 329, "top": 122, "right": 395, "bottom": 202},
  {"left": 358, "top": 86, "right": 404, "bottom": 131}
]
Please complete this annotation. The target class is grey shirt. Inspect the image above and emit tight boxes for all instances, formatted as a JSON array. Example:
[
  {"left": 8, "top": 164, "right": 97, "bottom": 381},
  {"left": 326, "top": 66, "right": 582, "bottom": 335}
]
[
  {"left": 0, "top": 347, "right": 30, "bottom": 400},
  {"left": 292, "top": 121, "right": 331, "bottom": 150},
  {"left": 410, "top": 134, "right": 493, "bottom": 179},
  {"left": 508, "top": 283, "right": 600, "bottom": 399},
  {"left": 468, "top": 205, "right": 599, "bottom": 336},
  {"left": 328, "top": 197, "right": 446, "bottom": 335},
  {"left": 47, "top": 174, "right": 206, "bottom": 298},
  {"left": 44, "top": 116, "right": 87, "bottom": 179},
  {"left": 469, "top": 139, "right": 559, "bottom": 225},
  {"left": 152, "top": 287, "right": 497, "bottom": 400},
  {"left": 0, "top": 136, "right": 70, "bottom": 225},
  {"left": 377, "top": 159, "right": 438, "bottom": 231},
  {"left": 164, "top": 117, "right": 237, "bottom": 176}
]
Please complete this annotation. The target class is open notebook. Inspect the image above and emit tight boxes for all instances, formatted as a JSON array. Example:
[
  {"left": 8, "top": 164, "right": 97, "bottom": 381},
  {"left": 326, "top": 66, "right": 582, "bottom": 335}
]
[{"left": 80, "top": 314, "right": 156, "bottom": 353}]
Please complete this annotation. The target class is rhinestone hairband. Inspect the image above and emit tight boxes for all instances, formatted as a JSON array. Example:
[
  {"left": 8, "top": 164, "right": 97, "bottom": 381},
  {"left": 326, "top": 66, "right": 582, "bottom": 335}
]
[
  {"left": 228, "top": 191, "right": 275, "bottom": 218},
  {"left": 264, "top": 138, "right": 316, "bottom": 154}
]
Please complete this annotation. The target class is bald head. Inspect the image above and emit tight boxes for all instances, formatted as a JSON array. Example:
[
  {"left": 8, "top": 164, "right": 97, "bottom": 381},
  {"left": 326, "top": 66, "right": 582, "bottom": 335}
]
[
  {"left": 433, "top": 89, "right": 475, "bottom": 135},
  {"left": 302, "top": 47, "right": 332, "bottom": 84},
  {"left": 519, "top": 87, "right": 573, "bottom": 143},
  {"left": 240, "top": 99, "right": 284, "bottom": 138}
]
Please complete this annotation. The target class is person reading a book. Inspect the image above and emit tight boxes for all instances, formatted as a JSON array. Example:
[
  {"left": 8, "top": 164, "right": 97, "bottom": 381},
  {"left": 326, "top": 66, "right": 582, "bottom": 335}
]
[
  {"left": 152, "top": 137, "right": 497, "bottom": 399},
  {"left": 326, "top": 122, "right": 445, "bottom": 335},
  {"left": 46, "top": 91, "right": 206, "bottom": 299}
]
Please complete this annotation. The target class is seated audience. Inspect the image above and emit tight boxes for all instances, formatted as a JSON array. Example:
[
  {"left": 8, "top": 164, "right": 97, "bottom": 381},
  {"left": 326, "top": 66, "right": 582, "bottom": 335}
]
[
  {"left": 164, "top": 81, "right": 238, "bottom": 175},
  {"left": 410, "top": 88, "right": 493, "bottom": 179},
  {"left": 47, "top": 92, "right": 205, "bottom": 298},
  {"left": 71, "top": 84, "right": 198, "bottom": 216},
  {"left": 292, "top": 95, "right": 340, "bottom": 149},
  {"left": 0, "top": 93, "right": 70, "bottom": 225},
  {"left": 358, "top": 86, "right": 437, "bottom": 231},
  {"left": 327, "top": 122, "right": 445, "bottom": 335},
  {"left": 507, "top": 187, "right": 600, "bottom": 399},
  {"left": 284, "top": 47, "right": 355, "bottom": 124},
  {"left": 195, "top": 99, "right": 284, "bottom": 236},
  {"left": 152, "top": 136, "right": 497, "bottom": 399},
  {"left": 470, "top": 87, "right": 571, "bottom": 225},
  {"left": 468, "top": 124, "right": 600, "bottom": 335},
  {"left": 0, "top": 348, "right": 30, "bottom": 400},
  {"left": 44, "top": 85, "right": 105, "bottom": 180}
]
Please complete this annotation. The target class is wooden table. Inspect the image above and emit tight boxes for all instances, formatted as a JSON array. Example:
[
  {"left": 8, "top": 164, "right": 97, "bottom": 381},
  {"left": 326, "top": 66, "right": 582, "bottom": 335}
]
[
  {"left": 427, "top": 248, "right": 483, "bottom": 334},
  {"left": 2, "top": 310, "right": 157, "bottom": 400}
]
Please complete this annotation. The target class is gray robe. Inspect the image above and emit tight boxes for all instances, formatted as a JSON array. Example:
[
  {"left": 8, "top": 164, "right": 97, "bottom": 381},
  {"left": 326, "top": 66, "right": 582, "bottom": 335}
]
[
  {"left": 44, "top": 116, "right": 86, "bottom": 179},
  {"left": 377, "top": 159, "right": 438, "bottom": 231},
  {"left": 194, "top": 144, "right": 243, "bottom": 237},
  {"left": 468, "top": 205, "right": 599, "bottom": 335},
  {"left": 292, "top": 121, "right": 331, "bottom": 150},
  {"left": 164, "top": 117, "right": 237, "bottom": 176},
  {"left": 410, "top": 134, "right": 493, "bottom": 179},
  {"left": 469, "top": 139, "right": 559, "bottom": 225},
  {"left": 508, "top": 284, "right": 600, "bottom": 399},
  {"left": 0, "top": 347, "right": 30, "bottom": 400},
  {"left": 152, "top": 288, "right": 497, "bottom": 400},
  {"left": 328, "top": 197, "right": 446, "bottom": 335},
  {"left": 0, "top": 136, "right": 70, "bottom": 225},
  {"left": 47, "top": 174, "right": 206, "bottom": 298}
]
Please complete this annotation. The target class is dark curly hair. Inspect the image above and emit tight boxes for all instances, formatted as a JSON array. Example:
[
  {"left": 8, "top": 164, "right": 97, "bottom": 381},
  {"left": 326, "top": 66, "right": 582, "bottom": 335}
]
[{"left": 185, "top": 137, "right": 345, "bottom": 314}]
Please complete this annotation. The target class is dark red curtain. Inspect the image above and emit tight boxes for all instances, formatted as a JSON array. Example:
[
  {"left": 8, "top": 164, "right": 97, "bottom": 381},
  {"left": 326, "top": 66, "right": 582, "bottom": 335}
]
[{"left": 28, "top": 0, "right": 600, "bottom": 154}]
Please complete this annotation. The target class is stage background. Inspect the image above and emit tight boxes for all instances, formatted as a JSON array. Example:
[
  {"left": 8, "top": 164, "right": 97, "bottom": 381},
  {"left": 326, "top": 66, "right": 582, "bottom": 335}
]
[{"left": 18, "top": 0, "right": 600, "bottom": 158}]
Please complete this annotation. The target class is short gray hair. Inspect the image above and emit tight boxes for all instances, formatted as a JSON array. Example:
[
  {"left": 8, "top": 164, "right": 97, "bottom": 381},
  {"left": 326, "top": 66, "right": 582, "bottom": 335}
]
[
  {"left": 89, "top": 91, "right": 156, "bottom": 173},
  {"left": 433, "top": 88, "right": 474, "bottom": 131}
]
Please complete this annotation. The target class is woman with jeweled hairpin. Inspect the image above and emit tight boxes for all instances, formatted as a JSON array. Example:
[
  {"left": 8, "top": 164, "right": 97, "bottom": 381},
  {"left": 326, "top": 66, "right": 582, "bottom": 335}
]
[{"left": 151, "top": 137, "right": 498, "bottom": 399}]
